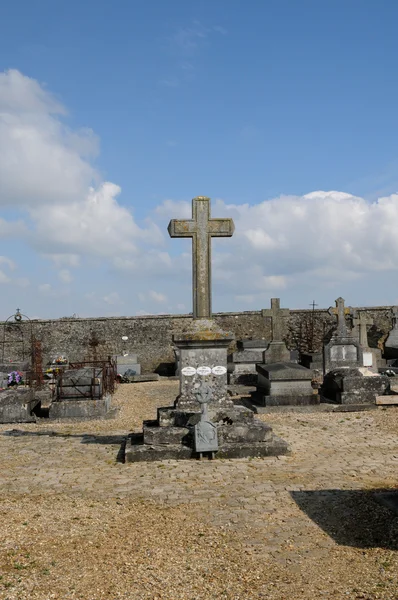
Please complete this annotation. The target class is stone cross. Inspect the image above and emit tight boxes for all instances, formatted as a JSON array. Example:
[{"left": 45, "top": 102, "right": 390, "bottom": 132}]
[
  {"left": 261, "top": 298, "right": 290, "bottom": 342},
  {"left": 328, "top": 297, "right": 351, "bottom": 337},
  {"left": 168, "top": 196, "right": 235, "bottom": 319},
  {"left": 352, "top": 311, "right": 373, "bottom": 348}
]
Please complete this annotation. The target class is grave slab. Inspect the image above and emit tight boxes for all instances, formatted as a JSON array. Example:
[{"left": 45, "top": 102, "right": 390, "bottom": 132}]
[
  {"left": 322, "top": 368, "right": 390, "bottom": 405},
  {"left": 255, "top": 362, "right": 318, "bottom": 406},
  {"left": 49, "top": 394, "right": 111, "bottom": 419},
  {"left": 0, "top": 388, "right": 40, "bottom": 423}
]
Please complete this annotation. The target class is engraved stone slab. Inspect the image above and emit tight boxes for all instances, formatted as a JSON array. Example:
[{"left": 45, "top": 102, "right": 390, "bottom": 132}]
[
  {"left": 330, "top": 344, "right": 358, "bottom": 362},
  {"left": 194, "top": 420, "right": 218, "bottom": 452}
]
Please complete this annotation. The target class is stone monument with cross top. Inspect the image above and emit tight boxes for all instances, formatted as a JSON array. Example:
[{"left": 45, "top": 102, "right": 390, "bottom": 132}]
[
  {"left": 351, "top": 310, "right": 384, "bottom": 369},
  {"left": 261, "top": 298, "right": 291, "bottom": 363},
  {"left": 124, "top": 195, "right": 289, "bottom": 461},
  {"left": 323, "top": 297, "right": 363, "bottom": 373}
]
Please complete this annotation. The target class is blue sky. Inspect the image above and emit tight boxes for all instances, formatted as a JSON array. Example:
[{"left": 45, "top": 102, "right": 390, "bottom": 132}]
[{"left": 1, "top": 1, "right": 398, "bottom": 319}]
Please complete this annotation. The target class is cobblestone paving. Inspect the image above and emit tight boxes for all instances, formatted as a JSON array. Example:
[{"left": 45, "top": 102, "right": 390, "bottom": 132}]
[{"left": 0, "top": 380, "right": 397, "bottom": 599}]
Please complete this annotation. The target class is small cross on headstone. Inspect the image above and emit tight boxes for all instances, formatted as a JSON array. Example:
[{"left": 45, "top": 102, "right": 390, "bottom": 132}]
[
  {"left": 168, "top": 196, "right": 235, "bottom": 319},
  {"left": 262, "top": 298, "right": 290, "bottom": 342},
  {"left": 328, "top": 297, "right": 351, "bottom": 337},
  {"left": 352, "top": 311, "right": 373, "bottom": 348}
]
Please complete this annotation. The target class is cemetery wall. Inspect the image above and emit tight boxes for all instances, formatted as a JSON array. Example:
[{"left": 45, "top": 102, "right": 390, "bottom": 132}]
[{"left": 0, "top": 306, "right": 394, "bottom": 373}]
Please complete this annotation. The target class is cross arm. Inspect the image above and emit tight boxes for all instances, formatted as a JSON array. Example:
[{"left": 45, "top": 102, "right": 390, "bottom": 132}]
[
  {"left": 208, "top": 218, "right": 235, "bottom": 237},
  {"left": 168, "top": 219, "right": 196, "bottom": 237}
]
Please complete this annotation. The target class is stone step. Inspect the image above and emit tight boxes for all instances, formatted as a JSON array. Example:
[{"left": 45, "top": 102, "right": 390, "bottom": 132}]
[
  {"left": 143, "top": 422, "right": 191, "bottom": 445},
  {"left": 125, "top": 436, "right": 289, "bottom": 462},
  {"left": 376, "top": 395, "right": 398, "bottom": 405},
  {"left": 121, "top": 373, "right": 159, "bottom": 383}
]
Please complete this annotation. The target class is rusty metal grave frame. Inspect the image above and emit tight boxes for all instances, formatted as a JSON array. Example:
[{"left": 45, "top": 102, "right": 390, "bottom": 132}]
[{"left": 55, "top": 358, "right": 117, "bottom": 401}]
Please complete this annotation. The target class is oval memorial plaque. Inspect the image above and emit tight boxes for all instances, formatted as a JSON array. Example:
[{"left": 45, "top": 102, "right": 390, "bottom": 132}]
[
  {"left": 196, "top": 366, "right": 212, "bottom": 376},
  {"left": 211, "top": 365, "right": 227, "bottom": 376},
  {"left": 181, "top": 366, "right": 197, "bottom": 376}
]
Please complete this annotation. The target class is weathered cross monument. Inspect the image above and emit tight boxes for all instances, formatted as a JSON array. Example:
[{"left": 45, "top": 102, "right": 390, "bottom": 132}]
[
  {"left": 125, "top": 196, "right": 288, "bottom": 461},
  {"left": 322, "top": 297, "right": 389, "bottom": 405},
  {"left": 261, "top": 298, "right": 290, "bottom": 363}
]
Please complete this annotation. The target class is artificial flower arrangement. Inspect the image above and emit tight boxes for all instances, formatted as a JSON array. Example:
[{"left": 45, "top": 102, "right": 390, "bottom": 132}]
[
  {"left": 7, "top": 370, "right": 24, "bottom": 387},
  {"left": 52, "top": 355, "right": 68, "bottom": 365}
]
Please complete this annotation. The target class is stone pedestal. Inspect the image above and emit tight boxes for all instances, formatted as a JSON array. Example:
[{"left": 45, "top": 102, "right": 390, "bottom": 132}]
[
  {"left": 49, "top": 395, "right": 111, "bottom": 419},
  {"left": 300, "top": 352, "right": 324, "bottom": 371},
  {"left": 125, "top": 320, "right": 289, "bottom": 462},
  {"left": 324, "top": 335, "right": 363, "bottom": 373},
  {"left": 322, "top": 368, "right": 390, "bottom": 405},
  {"left": 263, "top": 341, "right": 290, "bottom": 364},
  {"left": 228, "top": 339, "right": 268, "bottom": 385},
  {"left": 255, "top": 362, "right": 318, "bottom": 406}
]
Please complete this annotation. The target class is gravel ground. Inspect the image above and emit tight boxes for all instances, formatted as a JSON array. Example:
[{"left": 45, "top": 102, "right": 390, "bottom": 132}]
[{"left": 0, "top": 380, "right": 397, "bottom": 600}]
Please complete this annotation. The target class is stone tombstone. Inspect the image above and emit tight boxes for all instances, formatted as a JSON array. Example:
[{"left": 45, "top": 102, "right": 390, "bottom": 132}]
[
  {"left": 228, "top": 338, "right": 269, "bottom": 385},
  {"left": 384, "top": 307, "right": 398, "bottom": 359},
  {"left": 324, "top": 297, "right": 363, "bottom": 373},
  {"left": 193, "top": 381, "right": 218, "bottom": 454},
  {"left": 175, "top": 319, "right": 232, "bottom": 411},
  {"left": 116, "top": 354, "right": 141, "bottom": 376},
  {"left": 256, "top": 362, "right": 318, "bottom": 406},
  {"left": 261, "top": 298, "right": 290, "bottom": 363},
  {"left": 351, "top": 310, "right": 384, "bottom": 369}
]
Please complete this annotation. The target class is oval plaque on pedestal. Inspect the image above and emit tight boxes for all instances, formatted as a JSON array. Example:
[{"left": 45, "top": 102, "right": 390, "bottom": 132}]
[
  {"left": 196, "top": 366, "right": 212, "bottom": 376},
  {"left": 181, "top": 366, "right": 197, "bottom": 376},
  {"left": 211, "top": 366, "right": 227, "bottom": 375}
]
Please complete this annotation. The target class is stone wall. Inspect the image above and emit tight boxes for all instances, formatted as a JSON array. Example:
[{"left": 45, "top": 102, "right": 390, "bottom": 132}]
[{"left": 0, "top": 305, "right": 395, "bottom": 373}]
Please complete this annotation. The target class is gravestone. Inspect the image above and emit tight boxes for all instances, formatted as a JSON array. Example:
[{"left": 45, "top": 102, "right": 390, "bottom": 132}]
[
  {"left": 193, "top": 382, "right": 218, "bottom": 457},
  {"left": 256, "top": 362, "right": 318, "bottom": 406},
  {"left": 116, "top": 354, "right": 141, "bottom": 376},
  {"left": 384, "top": 307, "right": 398, "bottom": 359},
  {"left": 351, "top": 310, "right": 384, "bottom": 369},
  {"left": 228, "top": 338, "right": 269, "bottom": 385},
  {"left": 322, "top": 367, "right": 389, "bottom": 405},
  {"left": 0, "top": 388, "right": 40, "bottom": 423},
  {"left": 261, "top": 299, "right": 290, "bottom": 363},
  {"left": 323, "top": 297, "right": 363, "bottom": 373},
  {"left": 125, "top": 196, "right": 288, "bottom": 461},
  {"left": 322, "top": 299, "right": 389, "bottom": 405}
]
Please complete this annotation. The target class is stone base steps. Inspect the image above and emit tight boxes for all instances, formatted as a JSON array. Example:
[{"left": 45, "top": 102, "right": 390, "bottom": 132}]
[{"left": 125, "top": 435, "right": 290, "bottom": 463}]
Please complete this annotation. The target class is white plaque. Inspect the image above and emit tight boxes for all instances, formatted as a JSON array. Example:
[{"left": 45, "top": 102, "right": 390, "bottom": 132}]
[
  {"left": 121, "top": 336, "right": 129, "bottom": 341},
  {"left": 212, "top": 365, "right": 227, "bottom": 375},
  {"left": 196, "top": 366, "right": 212, "bottom": 376},
  {"left": 363, "top": 352, "right": 373, "bottom": 367},
  {"left": 181, "top": 366, "right": 196, "bottom": 376}
]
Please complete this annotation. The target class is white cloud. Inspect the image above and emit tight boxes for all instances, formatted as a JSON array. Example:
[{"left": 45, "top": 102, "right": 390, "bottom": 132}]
[
  {"left": 103, "top": 292, "right": 122, "bottom": 305},
  {"left": 0, "top": 256, "right": 15, "bottom": 270},
  {"left": 58, "top": 269, "right": 72, "bottom": 284},
  {"left": 4, "top": 71, "right": 398, "bottom": 316},
  {"left": 0, "top": 69, "right": 164, "bottom": 275},
  {"left": 38, "top": 283, "right": 52, "bottom": 294},
  {"left": 0, "top": 270, "right": 10, "bottom": 283},
  {"left": 149, "top": 290, "right": 167, "bottom": 303},
  {"left": 0, "top": 70, "right": 98, "bottom": 208}
]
